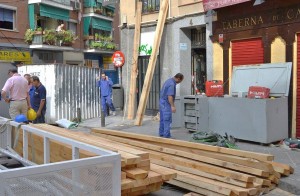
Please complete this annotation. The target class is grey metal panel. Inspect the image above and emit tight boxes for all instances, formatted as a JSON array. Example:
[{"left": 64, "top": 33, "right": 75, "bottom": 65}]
[
  {"left": 185, "top": 110, "right": 196, "bottom": 117},
  {"left": 195, "top": 96, "right": 209, "bottom": 131},
  {"left": 172, "top": 96, "right": 182, "bottom": 128},
  {"left": 231, "top": 63, "right": 292, "bottom": 97},
  {"left": 208, "top": 97, "right": 288, "bottom": 143},
  {"left": 184, "top": 116, "right": 197, "bottom": 123},
  {"left": 18, "top": 64, "right": 100, "bottom": 124},
  {"left": 185, "top": 122, "right": 196, "bottom": 130}
]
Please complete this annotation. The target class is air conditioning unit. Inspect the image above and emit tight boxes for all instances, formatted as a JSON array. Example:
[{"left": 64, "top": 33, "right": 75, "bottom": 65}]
[{"left": 74, "top": 1, "right": 81, "bottom": 10}]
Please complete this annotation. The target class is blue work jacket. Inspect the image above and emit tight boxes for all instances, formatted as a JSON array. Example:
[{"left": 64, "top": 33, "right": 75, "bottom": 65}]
[{"left": 98, "top": 78, "right": 113, "bottom": 97}]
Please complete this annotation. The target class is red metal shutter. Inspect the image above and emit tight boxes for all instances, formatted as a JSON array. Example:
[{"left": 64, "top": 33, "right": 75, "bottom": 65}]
[
  {"left": 232, "top": 38, "right": 264, "bottom": 66},
  {"left": 296, "top": 34, "right": 300, "bottom": 138}
]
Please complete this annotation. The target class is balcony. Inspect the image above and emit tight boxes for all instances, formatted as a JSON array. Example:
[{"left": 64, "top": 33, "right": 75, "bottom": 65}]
[
  {"left": 24, "top": 28, "right": 77, "bottom": 51},
  {"left": 84, "top": 34, "right": 119, "bottom": 54},
  {"left": 83, "top": 0, "right": 115, "bottom": 20},
  {"left": 29, "top": 0, "right": 72, "bottom": 10}
]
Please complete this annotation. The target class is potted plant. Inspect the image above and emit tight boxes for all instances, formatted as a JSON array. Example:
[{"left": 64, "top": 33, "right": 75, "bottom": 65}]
[
  {"left": 91, "top": 41, "right": 104, "bottom": 49},
  {"left": 43, "top": 29, "right": 56, "bottom": 45},
  {"left": 62, "top": 30, "right": 77, "bottom": 46},
  {"left": 95, "top": 7, "right": 103, "bottom": 14},
  {"left": 105, "top": 36, "right": 113, "bottom": 42},
  {"left": 35, "top": 27, "right": 43, "bottom": 35},
  {"left": 95, "top": 33, "right": 99, "bottom": 41},
  {"left": 24, "top": 29, "right": 35, "bottom": 44},
  {"left": 106, "top": 42, "right": 115, "bottom": 50},
  {"left": 147, "top": 5, "right": 154, "bottom": 12},
  {"left": 99, "top": 35, "right": 106, "bottom": 42}
]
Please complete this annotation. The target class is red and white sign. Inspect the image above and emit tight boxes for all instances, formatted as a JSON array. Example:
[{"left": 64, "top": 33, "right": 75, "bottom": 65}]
[
  {"left": 112, "top": 51, "right": 125, "bottom": 67},
  {"left": 203, "top": 0, "right": 251, "bottom": 11}
]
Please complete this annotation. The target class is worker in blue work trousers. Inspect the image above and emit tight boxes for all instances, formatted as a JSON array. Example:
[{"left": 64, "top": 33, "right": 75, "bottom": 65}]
[
  {"left": 159, "top": 73, "right": 184, "bottom": 138},
  {"left": 97, "top": 73, "right": 116, "bottom": 116}
]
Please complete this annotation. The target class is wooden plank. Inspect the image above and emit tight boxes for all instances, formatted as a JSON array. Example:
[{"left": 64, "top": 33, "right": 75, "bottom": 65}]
[
  {"left": 128, "top": 1, "right": 142, "bottom": 120},
  {"left": 122, "top": 168, "right": 148, "bottom": 180},
  {"left": 122, "top": 171, "right": 127, "bottom": 180},
  {"left": 184, "top": 193, "right": 203, "bottom": 196},
  {"left": 31, "top": 125, "right": 143, "bottom": 165},
  {"left": 152, "top": 159, "right": 254, "bottom": 188},
  {"left": 122, "top": 179, "right": 134, "bottom": 190},
  {"left": 150, "top": 164, "right": 177, "bottom": 181},
  {"left": 92, "top": 129, "right": 274, "bottom": 161},
  {"left": 134, "top": 0, "right": 170, "bottom": 125},
  {"left": 93, "top": 133, "right": 269, "bottom": 177},
  {"left": 269, "top": 161, "right": 294, "bottom": 174},
  {"left": 168, "top": 180, "right": 225, "bottom": 196}
]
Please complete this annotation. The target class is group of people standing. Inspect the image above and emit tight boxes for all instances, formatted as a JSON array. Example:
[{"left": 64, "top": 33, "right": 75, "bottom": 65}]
[{"left": 1, "top": 69, "right": 46, "bottom": 123}]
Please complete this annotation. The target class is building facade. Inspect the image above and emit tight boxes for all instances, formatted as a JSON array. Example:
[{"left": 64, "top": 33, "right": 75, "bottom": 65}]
[
  {"left": 120, "top": 0, "right": 212, "bottom": 114},
  {"left": 0, "top": 0, "right": 120, "bottom": 83},
  {"left": 209, "top": 0, "right": 300, "bottom": 137}
]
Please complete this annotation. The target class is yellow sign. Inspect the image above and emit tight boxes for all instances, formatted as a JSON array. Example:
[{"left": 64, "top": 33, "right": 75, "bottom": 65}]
[
  {"left": 0, "top": 51, "right": 31, "bottom": 63},
  {"left": 103, "top": 56, "right": 113, "bottom": 64}
]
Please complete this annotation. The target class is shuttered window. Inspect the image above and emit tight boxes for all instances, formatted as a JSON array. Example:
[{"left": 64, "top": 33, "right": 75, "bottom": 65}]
[
  {"left": 232, "top": 38, "right": 264, "bottom": 66},
  {"left": 296, "top": 34, "right": 300, "bottom": 137}
]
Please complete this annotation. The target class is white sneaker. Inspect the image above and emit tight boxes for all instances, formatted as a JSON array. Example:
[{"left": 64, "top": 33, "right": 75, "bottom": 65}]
[{"left": 112, "top": 111, "right": 116, "bottom": 116}]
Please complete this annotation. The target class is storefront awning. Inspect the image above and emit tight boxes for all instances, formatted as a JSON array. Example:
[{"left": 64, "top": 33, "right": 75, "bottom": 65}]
[
  {"left": 91, "top": 17, "right": 112, "bottom": 32},
  {"left": 83, "top": 17, "right": 92, "bottom": 35},
  {"left": 203, "top": 0, "right": 251, "bottom": 11},
  {"left": 84, "top": 0, "right": 97, "bottom": 7},
  {"left": 40, "top": 4, "right": 69, "bottom": 21}
]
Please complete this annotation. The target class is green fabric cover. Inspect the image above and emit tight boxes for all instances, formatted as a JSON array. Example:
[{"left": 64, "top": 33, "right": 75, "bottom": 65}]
[
  {"left": 84, "top": 0, "right": 97, "bottom": 7},
  {"left": 28, "top": 4, "right": 35, "bottom": 30},
  {"left": 91, "top": 17, "right": 112, "bottom": 32},
  {"left": 83, "top": 17, "right": 92, "bottom": 35},
  {"left": 40, "top": 4, "right": 69, "bottom": 21}
]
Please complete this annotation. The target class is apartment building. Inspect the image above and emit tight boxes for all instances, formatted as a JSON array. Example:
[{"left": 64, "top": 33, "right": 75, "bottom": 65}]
[
  {"left": 120, "top": 0, "right": 210, "bottom": 113},
  {"left": 0, "top": 0, "right": 120, "bottom": 83}
]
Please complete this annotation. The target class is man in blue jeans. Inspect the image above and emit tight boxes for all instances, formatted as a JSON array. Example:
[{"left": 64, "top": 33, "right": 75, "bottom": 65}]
[
  {"left": 159, "top": 73, "right": 184, "bottom": 138},
  {"left": 98, "top": 73, "right": 116, "bottom": 116},
  {"left": 30, "top": 76, "right": 47, "bottom": 123}
]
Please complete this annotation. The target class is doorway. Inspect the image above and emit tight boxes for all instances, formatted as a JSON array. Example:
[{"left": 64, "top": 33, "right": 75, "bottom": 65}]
[{"left": 137, "top": 56, "right": 161, "bottom": 115}]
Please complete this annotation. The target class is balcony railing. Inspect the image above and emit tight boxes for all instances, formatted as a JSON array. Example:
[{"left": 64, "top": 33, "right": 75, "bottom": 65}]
[
  {"left": 84, "top": 7, "right": 115, "bottom": 18},
  {"left": 47, "top": 0, "right": 71, "bottom": 6},
  {"left": 142, "top": 0, "right": 160, "bottom": 14},
  {"left": 84, "top": 35, "right": 119, "bottom": 51},
  {"left": 24, "top": 29, "right": 77, "bottom": 47}
]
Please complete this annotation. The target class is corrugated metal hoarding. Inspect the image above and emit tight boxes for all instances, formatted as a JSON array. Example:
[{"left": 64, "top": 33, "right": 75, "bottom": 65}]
[{"left": 18, "top": 64, "right": 101, "bottom": 124}]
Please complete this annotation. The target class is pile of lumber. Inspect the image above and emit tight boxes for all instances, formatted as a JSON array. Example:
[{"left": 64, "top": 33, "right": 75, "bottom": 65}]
[
  {"left": 16, "top": 124, "right": 176, "bottom": 196},
  {"left": 90, "top": 128, "right": 294, "bottom": 196}
]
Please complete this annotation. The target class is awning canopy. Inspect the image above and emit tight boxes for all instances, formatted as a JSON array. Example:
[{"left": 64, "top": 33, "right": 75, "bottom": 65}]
[
  {"left": 40, "top": 4, "right": 69, "bottom": 21},
  {"left": 92, "top": 17, "right": 112, "bottom": 32},
  {"left": 203, "top": 0, "right": 251, "bottom": 11},
  {"left": 83, "top": 16, "right": 112, "bottom": 35},
  {"left": 28, "top": 4, "right": 35, "bottom": 29}
]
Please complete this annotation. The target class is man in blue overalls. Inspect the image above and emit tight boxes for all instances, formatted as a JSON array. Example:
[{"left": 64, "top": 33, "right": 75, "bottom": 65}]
[
  {"left": 159, "top": 73, "right": 184, "bottom": 138},
  {"left": 98, "top": 73, "right": 116, "bottom": 116}
]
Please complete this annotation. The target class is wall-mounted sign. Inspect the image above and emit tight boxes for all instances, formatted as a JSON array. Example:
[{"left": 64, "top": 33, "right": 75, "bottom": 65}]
[
  {"left": 179, "top": 43, "right": 188, "bottom": 50},
  {"left": 0, "top": 51, "right": 31, "bottom": 63},
  {"left": 203, "top": 0, "right": 250, "bottom": 11},
  {"left": 112, "top": 51, "right": 125, "bottom": 67},
  {"left": 139, "top": 32, "right": 155, "bottom": 56},
  {"left": 103, "top": 56, "right": 115, "bottom": 70},
  {"left": 218, "top": 34, "right": 224, "bottom": 43}
]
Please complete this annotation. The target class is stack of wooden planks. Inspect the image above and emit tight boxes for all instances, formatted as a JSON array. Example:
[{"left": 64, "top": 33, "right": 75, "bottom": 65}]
[
  {"left": 16, "top": 124, "right": 176, "bottom": 196},
  {"left": 90, "top": 128, "right": 294, "bottom": 196}
]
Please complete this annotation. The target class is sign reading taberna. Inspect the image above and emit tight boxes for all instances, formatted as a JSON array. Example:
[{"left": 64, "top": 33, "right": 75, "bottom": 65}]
[
  {"left": 102, "top": 0, "right": 116, "bottom": 6},
  {"left": 203, "top": 0, "right": 251, "bottom": 11},
  {"left": 0, "top": 51, "right": 31, "bottom": 63},
  {"left": 139, "top": 31, "right": 156, "bottom": 56}
]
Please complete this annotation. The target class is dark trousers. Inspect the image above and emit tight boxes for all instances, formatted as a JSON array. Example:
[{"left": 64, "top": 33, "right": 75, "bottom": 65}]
[{"left": 33, "top": 110, "right": 46, "bottom": 123}]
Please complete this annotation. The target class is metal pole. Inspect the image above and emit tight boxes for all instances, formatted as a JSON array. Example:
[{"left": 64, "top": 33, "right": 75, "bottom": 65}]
[
  {"left": 100, "top": 96, "right": 105, "bottom": 127},
  {"left": 118, "top": 67, "right": 122, "bottom": 85}
]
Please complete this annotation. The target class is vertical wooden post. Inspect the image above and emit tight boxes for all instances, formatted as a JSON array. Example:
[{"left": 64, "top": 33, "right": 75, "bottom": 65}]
[
  {"left": 134, "top": 0, "right": 169, "bottom": 125},
  {"left": 128, "top": 2, "right": 142, "bottom": 120}
]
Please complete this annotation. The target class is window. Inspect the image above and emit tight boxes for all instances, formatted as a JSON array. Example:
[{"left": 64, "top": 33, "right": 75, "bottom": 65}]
[
  {"left": 0, "top": 7, "right": 15, "bottom": 30},
  {"left": 141, "top": 0, "right": 160, "bottom": 13},
  {"left": 68, "top": 21, "right": 77, "bottom": 35}
]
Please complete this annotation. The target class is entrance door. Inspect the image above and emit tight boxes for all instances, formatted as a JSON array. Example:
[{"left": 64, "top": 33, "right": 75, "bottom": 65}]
[
  {"left": 137, "top": 56, "right": 160, "bottom": 115},
  {"left": 232, "top": 38, "right": 264, "bottom": 66},
  {"left": 192, "top": 49, "right": 206, "bottom": 94}
]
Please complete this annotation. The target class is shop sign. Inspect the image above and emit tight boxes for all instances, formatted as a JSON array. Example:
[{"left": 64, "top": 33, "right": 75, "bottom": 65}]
[
  {"left": 112, "top": 51, "right": 125, "bottom": 67},
  {"left": 180, "top": 43, "right": 188, "bottom": 50},
  {"left": 139, "top": 32, "right": 155, "bottom": 56},
  {"left": 216, "top": 4, "right": 300, "bottom": 32},
  {"left": 203, "top": 0, "right": 250, "bottom": 11},
  {"left": 0, "top": 51, "right": 31, "bottom": 63}
]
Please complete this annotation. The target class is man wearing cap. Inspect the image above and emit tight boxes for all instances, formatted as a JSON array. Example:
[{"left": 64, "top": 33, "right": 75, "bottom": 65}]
[{"left": 1, "top": 69, "right": 30, "bottom": 120}]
